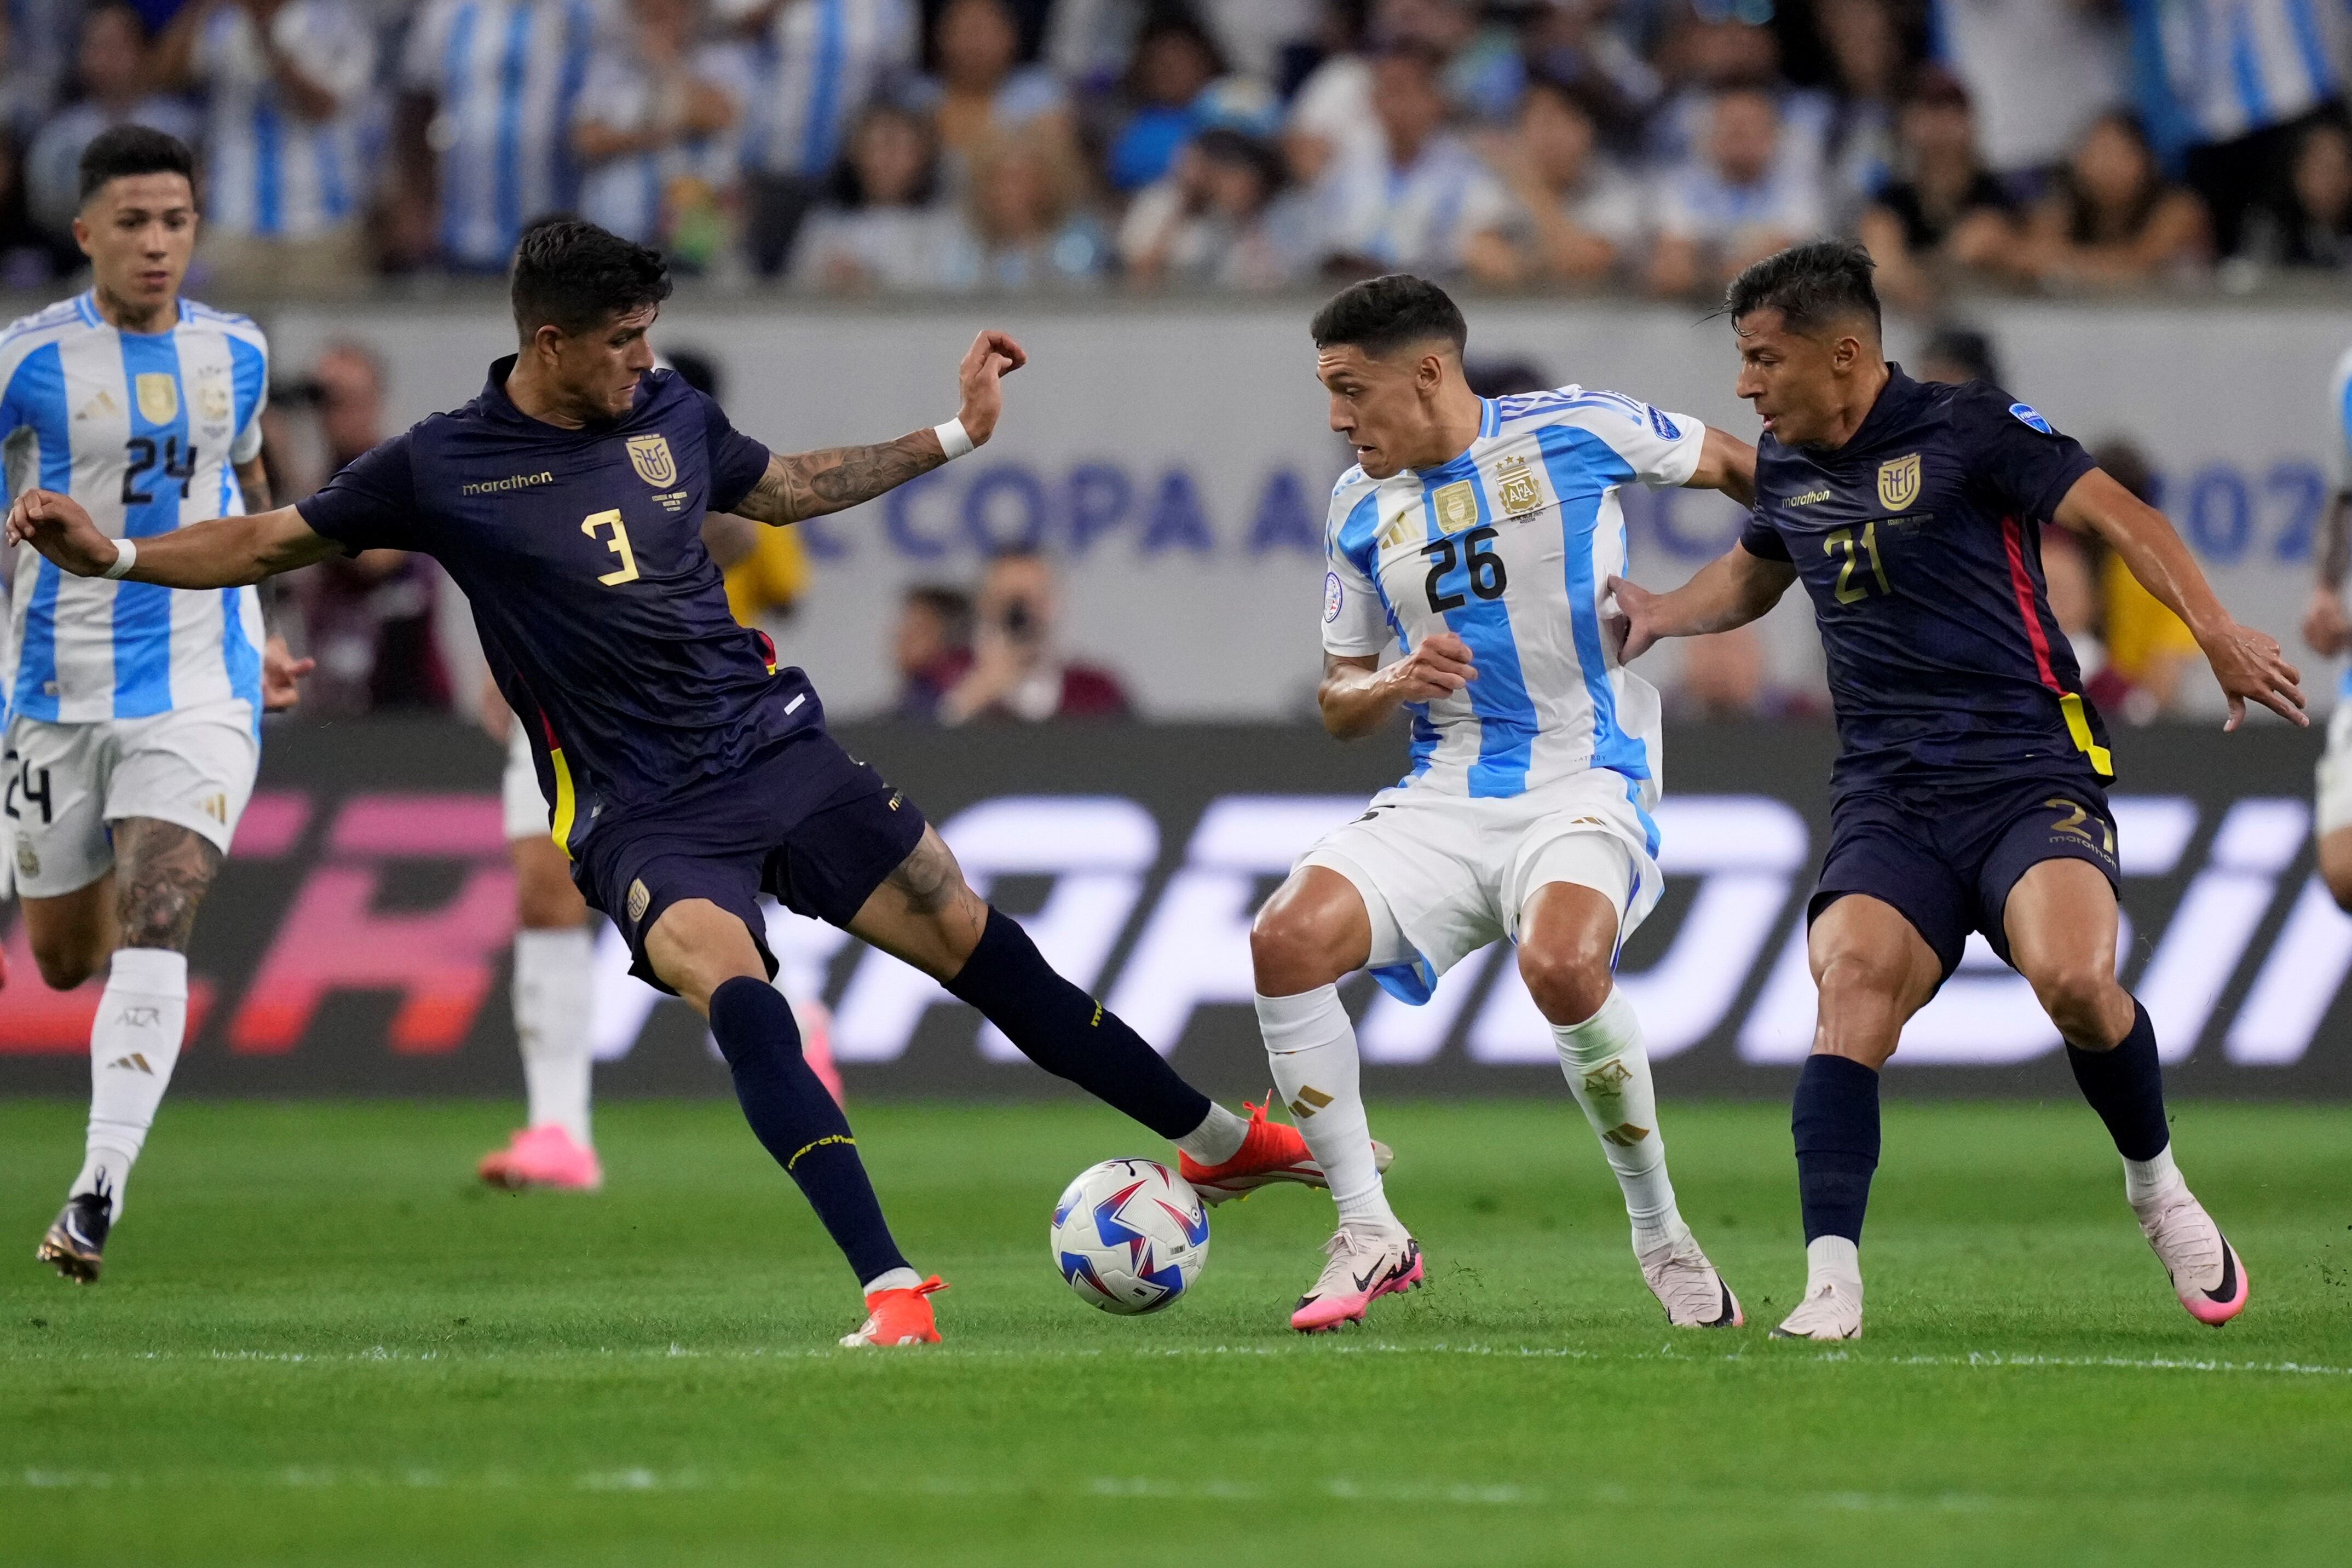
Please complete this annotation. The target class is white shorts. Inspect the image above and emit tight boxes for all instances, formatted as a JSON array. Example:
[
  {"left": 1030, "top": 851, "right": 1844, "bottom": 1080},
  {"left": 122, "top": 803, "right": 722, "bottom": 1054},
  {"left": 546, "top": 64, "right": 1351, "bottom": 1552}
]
[
  {"left": 4, "top": 701, "right": 258, "bottom": 898},
  {"left": 1299, "top": 768, "right": 1665, "bottom": 1005},
  {"left": 503, "top": 723, "right": 551, "bottom": 843},
  {"left": 2318, "top": 702, "right": 2352, "bottom": 838}
]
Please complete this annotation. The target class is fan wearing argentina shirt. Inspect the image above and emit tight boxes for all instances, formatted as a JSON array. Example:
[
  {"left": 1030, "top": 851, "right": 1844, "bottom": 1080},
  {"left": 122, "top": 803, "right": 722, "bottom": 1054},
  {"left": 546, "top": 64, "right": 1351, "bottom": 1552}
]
[
  {"left": 1249, "top": 274, "right": 1760, "bottom": 1335},
  {"left": 4, "top": 128, "right": 312, "bottom": 1284},
  {"left": 1616, "top": 240, "right": 2304, "bottom": 1340},
  {"left": 10, "top": 218, "right": 1345, "bottom": 1348},
  {"left": 2301, "top": 341, "right": 2352, "bottom": 912}
]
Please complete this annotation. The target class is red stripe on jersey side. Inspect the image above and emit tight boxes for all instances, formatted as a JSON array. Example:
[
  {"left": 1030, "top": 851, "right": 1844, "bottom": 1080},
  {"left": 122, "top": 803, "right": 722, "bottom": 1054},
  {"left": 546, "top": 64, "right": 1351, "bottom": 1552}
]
[
  {"left": 754, "top": 629, "right": 778, "bottom": 676},
  {"left": 2000, "top": 514, "right": 2061, "bottom": 691}
]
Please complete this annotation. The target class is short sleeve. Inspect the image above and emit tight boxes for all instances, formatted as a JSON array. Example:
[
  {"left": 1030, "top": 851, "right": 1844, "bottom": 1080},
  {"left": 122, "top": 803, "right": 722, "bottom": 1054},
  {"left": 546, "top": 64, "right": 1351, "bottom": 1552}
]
[
  {"left": 2332, "top": 355, "right": 2352, "bottom": 490},
  {"left": 1739, "top": 505, "right": 1790, "bottom": 562},
  {"left": 1578, "top": 391, "right": 1704, "bottom": 489},
  {"left": 297, "top": 433, "right": 421, "bottom": 554},
  {"left": 229, "top": 376, "right": 267, "bottom": 464},
  {"left": 695, "top": 389, "right": 771, "bottom": 515},
  {"left": 1322, "top": 495, "right": 1391, "bottom": 659},
  {"left": 1951, "top": 382, "right": 2096, "bottom": 522}
]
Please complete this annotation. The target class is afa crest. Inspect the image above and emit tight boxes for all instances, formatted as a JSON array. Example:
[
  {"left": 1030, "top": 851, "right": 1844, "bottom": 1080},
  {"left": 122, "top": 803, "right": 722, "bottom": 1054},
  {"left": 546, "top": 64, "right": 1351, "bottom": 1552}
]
[
  {"left": 625, "top": 434, "right": 677, "bottom": 488},
  {"left": 1433, "top": 480, "right": 1477, "bottom": 534},
  {"left": 1877, "top": 452, "right": 1922, "bottom": 512},
  {"left": 1495, "top": 456, "right": 1543, "bottom": 517},
  {"left": 134, "top": 373, "right": 178, "bottom": 425}
]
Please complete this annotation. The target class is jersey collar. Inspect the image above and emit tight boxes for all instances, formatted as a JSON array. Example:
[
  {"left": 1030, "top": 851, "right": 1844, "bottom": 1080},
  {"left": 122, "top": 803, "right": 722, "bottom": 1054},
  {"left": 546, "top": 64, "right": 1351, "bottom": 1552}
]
[{"left": 1841, "top": 361, "right": 1923, "bottom": 453}]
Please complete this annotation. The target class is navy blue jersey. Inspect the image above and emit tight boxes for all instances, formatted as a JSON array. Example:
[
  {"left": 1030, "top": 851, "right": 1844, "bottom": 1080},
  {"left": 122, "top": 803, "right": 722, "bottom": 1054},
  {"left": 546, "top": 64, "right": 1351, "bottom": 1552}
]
[
  {"left": 298, "top": 357, "right": 799, "bottom": 851},
  {"left": 1739, "top": 366, "right": 2106, "bottom": 794}
]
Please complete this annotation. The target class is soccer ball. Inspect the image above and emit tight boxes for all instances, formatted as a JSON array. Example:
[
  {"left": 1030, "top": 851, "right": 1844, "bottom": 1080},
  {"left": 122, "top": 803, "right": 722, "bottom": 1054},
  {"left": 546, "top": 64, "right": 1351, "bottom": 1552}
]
[{"left": 1049, "top": 1158, "right": 1210, "bottom": 1315}]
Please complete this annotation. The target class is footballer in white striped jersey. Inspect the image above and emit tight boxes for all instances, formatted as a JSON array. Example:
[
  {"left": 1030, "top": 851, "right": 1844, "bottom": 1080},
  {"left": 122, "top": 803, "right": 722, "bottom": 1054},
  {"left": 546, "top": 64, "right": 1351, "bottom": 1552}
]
[
  {"left": 1247, "top": 275, "right": 1758, "bottom": 1334},
  {"left": 4, "top": 127, "right": 310, "bottom": 1283}
]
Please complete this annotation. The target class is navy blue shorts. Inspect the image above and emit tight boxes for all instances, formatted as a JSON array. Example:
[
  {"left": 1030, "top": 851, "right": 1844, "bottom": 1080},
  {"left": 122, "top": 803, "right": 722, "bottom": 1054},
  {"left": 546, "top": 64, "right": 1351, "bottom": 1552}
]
[
  {"left": 573, "top": 729, "right": 927, "bottom": 993},
  {"left": 1808, "top": 773, "right": 2121, "bottom": 983}
]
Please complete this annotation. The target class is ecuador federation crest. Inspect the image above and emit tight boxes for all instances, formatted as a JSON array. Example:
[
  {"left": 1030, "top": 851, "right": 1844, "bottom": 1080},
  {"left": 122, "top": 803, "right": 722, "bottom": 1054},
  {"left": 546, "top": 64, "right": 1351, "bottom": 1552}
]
[
  {"left": 135, "top": 373, "right": 178, "bottom": 425},
  {"left": 1877, "top": 452, "right": 1922, "bottom": 512},
  {"left": 1495, "top": 455, "right": 1542, "bottom": 517},
  {"left": 625, "top": 433, "right": 677, "bottom": 488}
]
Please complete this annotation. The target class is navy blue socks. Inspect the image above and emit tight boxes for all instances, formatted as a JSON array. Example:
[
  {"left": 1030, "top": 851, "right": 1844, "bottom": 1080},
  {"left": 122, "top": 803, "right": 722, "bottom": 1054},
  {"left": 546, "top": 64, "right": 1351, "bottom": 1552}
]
[
  {"left": 2065, "top": 999, "right": 2172, "bottom": 1162},
  {"left": 946, "top": 908, "right": 1212, "bottom": 1140},
  {"left": 709, "top": 976, "right": 909, "bottom": 1286},
  {"left": 1792, "top": 1053, "right": 1882, "bottom": 1245}
]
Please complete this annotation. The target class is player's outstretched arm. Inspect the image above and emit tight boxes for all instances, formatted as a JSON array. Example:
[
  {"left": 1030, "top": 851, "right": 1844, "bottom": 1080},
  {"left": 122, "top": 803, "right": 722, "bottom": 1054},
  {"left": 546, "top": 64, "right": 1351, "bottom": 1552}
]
[
  {"left": 1685, "top": 426, "right": 1757, "bottom": 507},
  {"left": 1608, "top": 543, "right": 1796, "bottom": 663},
  {"left": 7, "top": 488, "right": 341, "bottom": 588},
  {"left": 1318, "top": 637, "right": 1477, "bottom": 740},
  {"left": 734, "top": 330, "right": 1027, "bottom": 526},
  {"left": 2055, "top": 468, "right": 2307, "bottom": 731}
]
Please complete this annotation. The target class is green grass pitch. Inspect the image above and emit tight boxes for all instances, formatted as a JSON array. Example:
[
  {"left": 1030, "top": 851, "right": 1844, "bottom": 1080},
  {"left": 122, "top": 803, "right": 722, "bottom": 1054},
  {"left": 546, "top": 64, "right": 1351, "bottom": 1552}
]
[{"left": 3, "top": 1096, "right": 2348, "bottom": 1567}]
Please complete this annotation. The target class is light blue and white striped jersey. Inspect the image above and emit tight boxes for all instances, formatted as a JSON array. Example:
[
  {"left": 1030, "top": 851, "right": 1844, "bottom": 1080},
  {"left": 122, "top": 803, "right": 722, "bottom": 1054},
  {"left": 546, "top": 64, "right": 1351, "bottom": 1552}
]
[
  {"left": 2133, "top": 0, "right": 2346, "bottom": 144},
  {"left": 742, "top": 0, "right": 918, "bottom": 180},
  {"left": 574, "top": 42, "right": 756, "bottom": 245},
  {"left": 1322, "top": 387, "right": 1705, "bottom": 800},
  {"left": 1310, "top": 134, "right": 1515, "bottom": 275},
  {"left": 193, "top": 0, "right": 378, "bottom": 241},
  {"left": 2332, "top": 342, "right": 2352, "bottom": 702},
  {"left": 401, "top": 0, "right": 601, "bottom": 269},
  {"left": 0, "top": 295, "right": 269, "bottom": 725}
]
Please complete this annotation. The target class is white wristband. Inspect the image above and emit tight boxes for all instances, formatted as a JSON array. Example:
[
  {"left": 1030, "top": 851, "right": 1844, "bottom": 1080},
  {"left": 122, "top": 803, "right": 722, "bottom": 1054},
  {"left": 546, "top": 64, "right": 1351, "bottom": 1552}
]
[
  {"left": 102, "top": 537, "right": 137, "bottom": 579},
  {"left": 932, "top": 418, "right": 975, "bottom": 460}
]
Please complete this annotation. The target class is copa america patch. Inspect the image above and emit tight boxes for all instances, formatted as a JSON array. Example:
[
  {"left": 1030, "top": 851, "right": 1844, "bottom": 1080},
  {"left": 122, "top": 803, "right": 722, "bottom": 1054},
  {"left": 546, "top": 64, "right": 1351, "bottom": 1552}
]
[
  {"left": 2009, "top": 402, "right": 2054, "bottom": 434},
  {"left": 1647, "top": 405, "right": 1682, "bottom": 442},
  {"left": 1323, "top": 571, "right": 1345, "bottom": 622}
]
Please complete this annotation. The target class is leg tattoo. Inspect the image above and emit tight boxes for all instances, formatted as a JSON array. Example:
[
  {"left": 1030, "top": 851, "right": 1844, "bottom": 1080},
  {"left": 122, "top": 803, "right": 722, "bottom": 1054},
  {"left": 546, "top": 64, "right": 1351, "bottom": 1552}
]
[{"left": 111, "top": 819, "right": 224, "bottom": 952}]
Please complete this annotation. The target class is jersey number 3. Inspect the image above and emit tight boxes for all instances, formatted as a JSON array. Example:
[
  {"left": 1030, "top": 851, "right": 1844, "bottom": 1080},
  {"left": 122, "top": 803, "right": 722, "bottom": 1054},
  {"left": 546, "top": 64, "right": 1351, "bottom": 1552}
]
[
  {"left": 1422, "top": 526, "right": 1508, "bottom": 613},
  {"left": 581, "top": 509, "right": 640, "bottom": 586}
]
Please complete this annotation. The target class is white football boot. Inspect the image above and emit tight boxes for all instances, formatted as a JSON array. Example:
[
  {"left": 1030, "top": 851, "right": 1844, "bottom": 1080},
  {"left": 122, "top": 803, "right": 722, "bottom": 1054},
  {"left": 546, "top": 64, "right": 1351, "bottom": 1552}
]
[{"left": 1638, "top": 1229, "right": 1744, "bottom": 1328}]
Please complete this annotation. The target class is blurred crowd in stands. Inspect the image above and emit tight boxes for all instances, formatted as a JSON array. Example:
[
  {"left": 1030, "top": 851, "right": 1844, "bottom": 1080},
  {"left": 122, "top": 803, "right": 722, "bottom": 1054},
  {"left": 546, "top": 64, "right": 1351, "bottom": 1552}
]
[{"left": 2, "top": 0, "right": 2349, "bottom": 302}]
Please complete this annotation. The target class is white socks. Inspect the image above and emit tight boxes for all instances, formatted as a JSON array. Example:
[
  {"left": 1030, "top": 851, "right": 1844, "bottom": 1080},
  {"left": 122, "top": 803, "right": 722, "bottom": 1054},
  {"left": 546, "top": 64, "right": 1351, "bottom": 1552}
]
[
  {"left": 74, "top": 947, "right": 188, "bottom": 1223},
  {"left": 2124, "top": 1142, "right": 2182, "bottom": 1208},
  {"left": 1553, "top": 987, "right": 1684, "bottom": 1255},
  {"left": 1175, "top": 1102, "right": 1249, "bottom": 1166},
  {"left": 863, "top": 1266, "right": 922, "bottom": 1295},
  {"left": 514, "top": 926, "right": 594, "bottom": 1146},
  {"left": 1256, "top": 987, "right": 1400, "bottom": 1233},
  {"left": 1806, "top": 1235, "right": 1863, "bottom": 1298}
]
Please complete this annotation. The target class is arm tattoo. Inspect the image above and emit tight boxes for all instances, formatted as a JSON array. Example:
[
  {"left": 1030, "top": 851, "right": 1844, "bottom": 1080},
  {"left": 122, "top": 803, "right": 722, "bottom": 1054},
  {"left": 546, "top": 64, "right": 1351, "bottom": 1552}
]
[
  {"left": 113, "top": 818, "right": 226, "bottom": 953},
  {"left": 742, "top": 431, "right": 943, "bottom": 525}
]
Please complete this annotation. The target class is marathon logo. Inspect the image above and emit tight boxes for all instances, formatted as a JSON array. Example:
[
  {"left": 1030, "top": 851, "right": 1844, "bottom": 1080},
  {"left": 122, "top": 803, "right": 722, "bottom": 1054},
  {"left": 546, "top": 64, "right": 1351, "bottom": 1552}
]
[{"left": 460, "top": 471, "right": 555, "bottom": 497}]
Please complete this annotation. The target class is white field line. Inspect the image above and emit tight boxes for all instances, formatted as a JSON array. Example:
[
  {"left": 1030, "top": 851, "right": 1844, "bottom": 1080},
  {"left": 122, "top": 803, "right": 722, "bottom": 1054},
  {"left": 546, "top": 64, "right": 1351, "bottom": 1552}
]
[{"left": 5, "top": 1342, "right": 2347, "bottom": 1378}]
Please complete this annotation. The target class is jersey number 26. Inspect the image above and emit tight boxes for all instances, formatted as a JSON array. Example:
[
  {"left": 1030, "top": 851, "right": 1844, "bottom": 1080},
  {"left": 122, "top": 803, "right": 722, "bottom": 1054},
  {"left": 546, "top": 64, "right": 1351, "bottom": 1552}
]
[{"left": 1422, "top": 526, "right": 1508, "bottom": 613}]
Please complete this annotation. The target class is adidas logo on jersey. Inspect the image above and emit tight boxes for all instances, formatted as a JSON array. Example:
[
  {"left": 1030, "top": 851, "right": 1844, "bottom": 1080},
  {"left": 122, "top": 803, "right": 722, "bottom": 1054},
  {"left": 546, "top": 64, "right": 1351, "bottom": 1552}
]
[
  {"left": 106, "top": 1053, "right": 155, "bottom": 1075},
  {"left": 73, "top": 389, "right": 122, "bottom": 423}
]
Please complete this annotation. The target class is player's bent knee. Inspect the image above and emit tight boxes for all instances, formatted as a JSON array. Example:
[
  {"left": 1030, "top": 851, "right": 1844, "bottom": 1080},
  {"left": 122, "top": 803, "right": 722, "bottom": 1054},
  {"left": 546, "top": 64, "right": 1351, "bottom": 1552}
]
[
  {"left": 644, "top": 899, "right": 768, "bottom": 1016},
  {"left": 2027, "top": 962, "right": 2124, "bottom": 1046},
  {"left": 1249, "top": 874, "right": 1363, "bottom": 995},
  {"left": 28, "top": 939, "right": 100, "bottom": 993},
  {"left": 1516, "top": 941, "right": 1612, "bottom": 1027},
  {"left": 2320, "top": 829, "right": 2352, "bottom": 913}
]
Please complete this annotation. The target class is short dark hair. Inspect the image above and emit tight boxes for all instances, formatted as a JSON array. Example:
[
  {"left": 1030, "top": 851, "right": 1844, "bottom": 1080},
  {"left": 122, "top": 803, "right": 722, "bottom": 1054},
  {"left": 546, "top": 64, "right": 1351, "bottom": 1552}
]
[
  {"left": 78, "top": 124, "right": 195, "bottom": 205},
  {"left": 1310, "top": 274, "right": 1468, "bottom": 358},
  {"left": 509, "top": 217, "right": 673, "bottom": 340},
  {"left": 1725, "top": 238, "right": 1882, "bottom": 337}
]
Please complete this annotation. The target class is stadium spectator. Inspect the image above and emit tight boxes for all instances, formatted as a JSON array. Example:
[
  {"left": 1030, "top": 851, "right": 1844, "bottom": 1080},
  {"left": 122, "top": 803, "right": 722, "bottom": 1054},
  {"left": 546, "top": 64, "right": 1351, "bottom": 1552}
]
[
  {"left": 1466, "top": 73, "right": 1644, "bottom": 290},
  {"left": 2125, "top": 0, "right": 2347, "bottom": 259},
  {"left": 2086, "top": 437, "right": 2200, "bottom": 719},
  {"left": 938, "top": 549, "right": 1132, "bottom": 724},
  {"left": 395, "top": 0, "right": 598, "bottom": 272},
  {"left": 1912, "top": 324, "right": 2003, "bottom": 388},
  {"left": 1118, "top": 125, "right": 1313, "bottom": 290},
  {"left": 791, "top": 100, "right": 965, "bottom": 291},
  {"left": 1857, "top": 70, "right": 2017, "bottom": 310},
  {"left": 289, "top": 341, "right": 453, "bottom": 715},
  {"left": 1811, "top": 0, "right": 1901, "bottom": 222},
  {"left": 952, "top": 120, "right": 1108, "bottom": 290},
  {"left": 1307, "top": 44, "right": 1513, "bottom": 279},
  {"left": 155, "top": 0, "right": 377, "bottom": 297},
  {"left": 2020, "top": 111, "right": 2211, "bottom": 290},
  {"left": 1282, "top": 1, "right": 1376, "bottom": 185},
  {"left": 2244, "top": 118, "right": 2352, "bottom": 272},
  {"left": 1933, "top": 0, "right": 2126, "bottom": 192},
  {"left": 1648, "top": 85, "right": 1826, "bottom": 301},
  {"left": 1102, "top": 14, "right": 1225, "bottom": 193},
  {"left": 1646, "top": 10, "right": 1834, "bottom": 189},
  {"left": 917, "top": 0, "right": 1075, "bottom": 174},
  {"left": 1515, "top": 0, "right": 1662, "bottom": 144},
  {"left": 24, "top": 5, "right": 201, "bottom": 253},
  {"left": 572, "top": 0, "right": 748, "bottom": 268},
  {"left": 733, "top": 0, "right": 919, "bottom": 280},
  {"left": 890, "top": 583, "right": 975, "bottom": 721}
]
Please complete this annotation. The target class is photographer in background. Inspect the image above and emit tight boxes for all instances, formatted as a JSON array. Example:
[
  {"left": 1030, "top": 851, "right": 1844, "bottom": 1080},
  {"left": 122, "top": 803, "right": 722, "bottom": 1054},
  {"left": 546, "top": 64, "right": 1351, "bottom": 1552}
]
[{"left": 938, "top": 547, "right": 1132, "bottom": 723}]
